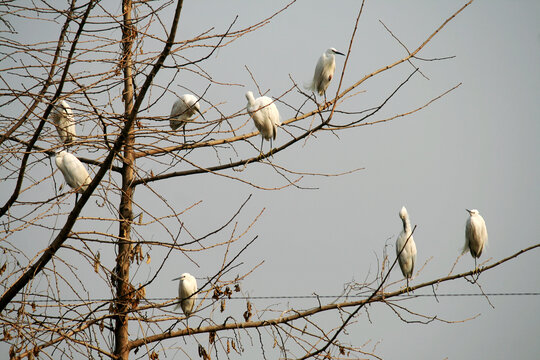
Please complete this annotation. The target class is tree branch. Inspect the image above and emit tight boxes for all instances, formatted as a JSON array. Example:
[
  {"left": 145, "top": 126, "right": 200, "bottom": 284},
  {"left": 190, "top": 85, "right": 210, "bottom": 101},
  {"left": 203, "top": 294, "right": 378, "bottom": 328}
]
[
  {"left": 127, "top": 242, "right": 540, "bottom": 350},
  {"left": 0, "top": 0, "right": 185, "bottom": 313}
]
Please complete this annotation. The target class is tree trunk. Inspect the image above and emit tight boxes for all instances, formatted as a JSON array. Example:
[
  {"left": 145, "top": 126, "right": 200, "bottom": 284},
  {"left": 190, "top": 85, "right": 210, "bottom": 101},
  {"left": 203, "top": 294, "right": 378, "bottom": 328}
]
[{"left": 114, "top": 0, "right": 135, "bottom": 358}]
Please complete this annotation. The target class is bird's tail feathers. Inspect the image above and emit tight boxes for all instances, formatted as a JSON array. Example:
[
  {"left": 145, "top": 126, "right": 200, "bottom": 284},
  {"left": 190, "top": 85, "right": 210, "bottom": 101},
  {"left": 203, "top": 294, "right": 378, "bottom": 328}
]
[
  {"left": 461, "top": 243, "right": 470, "bottom": 255},
  {"left": 303, "top": 80, "right": 315, "bottom": 92}
]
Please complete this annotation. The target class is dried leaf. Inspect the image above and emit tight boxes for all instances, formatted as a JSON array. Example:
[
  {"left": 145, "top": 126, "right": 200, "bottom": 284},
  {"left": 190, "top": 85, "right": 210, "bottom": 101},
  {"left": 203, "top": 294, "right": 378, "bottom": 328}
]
[
  {"left": 198, "top": 344, "right": 204, "bottom": 357},
  {"left": 209, "top": 331, "right": 216, "bottom": 345},
  {"left": 198, "top": 344, "right": 210, "bottom": 359},
  {"left": 131, "top": 244, "right": 144, "bottom": 264},
  {"left": 220, "top": 299, "right": 226, "bottom": 312},
  {"left": 234, "top": 284, "right": 240, "bottom": 292},
  {"left": 93, "top": 252, "right": 100, "bottom": 273},
  {"left": 243, "top": 301, "right": 252, "bottom": 322},
  {"left": 0, "top": 263, "right": 6, "bottom": 276},
  {"left": 212, "top": 288, "right": 221, "bottom": 300},
  {"left": 146, "top": 254, "right": 151, "bottom": 264}
]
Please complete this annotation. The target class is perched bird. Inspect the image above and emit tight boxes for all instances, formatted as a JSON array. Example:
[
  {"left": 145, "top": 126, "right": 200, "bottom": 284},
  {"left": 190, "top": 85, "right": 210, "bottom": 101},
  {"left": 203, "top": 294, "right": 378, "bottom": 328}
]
[
  {"left": 51, "top": 100, "right": 76, "bottom": 146},
  {"left": 245, "top": 91, "right": 281, "bottom": 153},
  {"left": 55, "top": 151, "right": 92, "bottom": 200},
  {"left": 395, "top": 206, "right": 417, "bottom": 291},
  {"left": 463, "top": 209, "right": 488, "bottom": 270},
  {"left": 169, "top": 94, "right": 204, "bottom": 131},
  {"left": 173, "top": 273, "right": 197, "bottom": 317},
  {"left": 307, "top": 48, "right": 345, "bottom": 96}
]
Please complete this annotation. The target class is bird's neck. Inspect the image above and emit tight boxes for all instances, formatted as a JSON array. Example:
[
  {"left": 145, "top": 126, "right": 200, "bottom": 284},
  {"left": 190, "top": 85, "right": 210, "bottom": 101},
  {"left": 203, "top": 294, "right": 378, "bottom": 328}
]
[{"left": 402, "top": 218, "right": 411, "bottom": 233}]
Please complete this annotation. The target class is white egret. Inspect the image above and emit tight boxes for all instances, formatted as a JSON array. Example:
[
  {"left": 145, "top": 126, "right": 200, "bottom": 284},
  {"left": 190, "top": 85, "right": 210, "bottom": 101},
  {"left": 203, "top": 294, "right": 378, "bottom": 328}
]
[
  {"left": 395, "top": 206, "right": 417, "bottom": 291},
  {"left": 55, "top": 150, "right": 92, "bottom": 200},
  {"left": 245, "top": 91, "right": 281, "bottom": 154},
  {"left": 307, "top": 48, "right": 345, "bottom": 97},
  {"left": 51, "top": 100, "right": 76, "bottom": 146},
  {"left": 169, "top": 94, "right": 204, "bottom": 131},
  {"left": 463, "top": 209, "right": 488, "bottom": 271},
  {"left": 173, "top": 272, "right": 197, "bottom": 317}
]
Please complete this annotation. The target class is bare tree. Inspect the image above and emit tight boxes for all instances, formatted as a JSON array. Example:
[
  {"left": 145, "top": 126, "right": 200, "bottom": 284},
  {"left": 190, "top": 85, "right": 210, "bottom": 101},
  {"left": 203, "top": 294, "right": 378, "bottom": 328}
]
[{"left": 1, "top": 0, "right": 538, "bottom": 359}]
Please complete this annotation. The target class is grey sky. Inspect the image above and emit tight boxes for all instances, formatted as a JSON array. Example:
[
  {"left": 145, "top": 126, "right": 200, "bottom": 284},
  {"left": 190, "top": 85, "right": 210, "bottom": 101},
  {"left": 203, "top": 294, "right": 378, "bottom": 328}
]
[
  {"left": 2, "top": 0, "right": 540, "bottom": 359},
  {"left": 174, "top": 1, "right": 540, "bottom": 358}
]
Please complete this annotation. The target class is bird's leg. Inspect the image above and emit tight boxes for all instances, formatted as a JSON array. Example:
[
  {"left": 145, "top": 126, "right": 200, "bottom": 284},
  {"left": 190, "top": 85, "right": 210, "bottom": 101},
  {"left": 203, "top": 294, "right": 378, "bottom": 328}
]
[
  {"left": 269, "top": 138, "right": 274, "bottom": 158},
  {"left": 182, "top": 125, "right": 187, "bottom": 144},
  {"left": 185, "top": 317, "right": 191, "bottom": 335},
  {"left": 473, "top": 258, "right": 481, "bottom": 281},
  {"left": 406, "top": 278, "right": 410, "bottom": 295},
  {"left": 259, "top": 137, "right": 264, "bottom": 158}
]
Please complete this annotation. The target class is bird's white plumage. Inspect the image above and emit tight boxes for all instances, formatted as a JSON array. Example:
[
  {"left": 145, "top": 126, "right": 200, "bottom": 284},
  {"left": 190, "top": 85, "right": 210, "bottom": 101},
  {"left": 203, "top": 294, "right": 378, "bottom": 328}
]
[
  {"left": 245, "top": 91, "right": 281, "bottom": 141},
  {"left": 396, "top": 206, "right": 417, "bottom": 280},
  {"left": 51, "top": 100, "right": 76, "bottom": 145},
  {"left": 463, "top": 209, "right": 488, "bottom": 258},
  {"left": 308, "top": 48, "right": 344, "bottom": 96},
  {"left": 175, "top": 272, "right": 197, "bottom": 316},
  {"left": 170, "top": 94, "right": 202, "bottom": 130},
  {"left": 55, "top": 150, "right": 91, "bottom": 193}
]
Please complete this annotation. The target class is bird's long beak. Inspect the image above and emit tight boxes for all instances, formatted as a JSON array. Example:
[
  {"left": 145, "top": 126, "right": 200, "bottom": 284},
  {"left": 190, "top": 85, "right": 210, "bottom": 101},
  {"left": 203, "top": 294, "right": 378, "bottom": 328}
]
[
  {"left": 465, "top": 209, "right": 471, "bottom": 214},
  {"left": 196, "top": 108, "right": 206, "bottom": 121},
  {"left": 334, "top": 50, "right": 345, "bottom": 56},
  {"left": 172, "top": 277, "right": 181, "bottom": 281}
]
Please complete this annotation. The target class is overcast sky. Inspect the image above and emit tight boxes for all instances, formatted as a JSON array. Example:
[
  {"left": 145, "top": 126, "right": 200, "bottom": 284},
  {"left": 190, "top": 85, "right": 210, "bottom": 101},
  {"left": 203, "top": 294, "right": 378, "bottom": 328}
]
[
  {"left": 2, "top": 0, "right": 540, "bottom": 359},
  {"left": 170, "top": 1, "right": 540, "bottom": 358}
]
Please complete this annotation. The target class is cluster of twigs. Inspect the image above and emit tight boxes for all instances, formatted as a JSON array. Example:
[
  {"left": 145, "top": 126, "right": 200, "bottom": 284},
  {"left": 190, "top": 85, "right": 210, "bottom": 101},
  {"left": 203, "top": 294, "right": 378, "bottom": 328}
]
[{"left": 3, "top": 1, "right": 537, "bottom": 359}]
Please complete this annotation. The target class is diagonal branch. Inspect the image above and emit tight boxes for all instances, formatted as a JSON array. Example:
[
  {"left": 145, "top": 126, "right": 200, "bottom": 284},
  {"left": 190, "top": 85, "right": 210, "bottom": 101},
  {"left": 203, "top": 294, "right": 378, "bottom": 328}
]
[
  {"left": 296, "top": 225, "right": 417, "bottom": 359},
  {"left": 132, "top": 68, "right": 417, "bottom": 186},
  {"left": 0, "top": 0, "right": 84, "bottom": 218},
  {"left": 0, "top": 0, "right": 74, "bottom": 147},
  {"left": 131, "top": 0, "right": 473, "bottom": 161},
  {"left": 127, "top": 242, "right": 540, "bottom": 350},
  {"left": 0, "top": 0, "right": 186, "bottom": 313}
]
